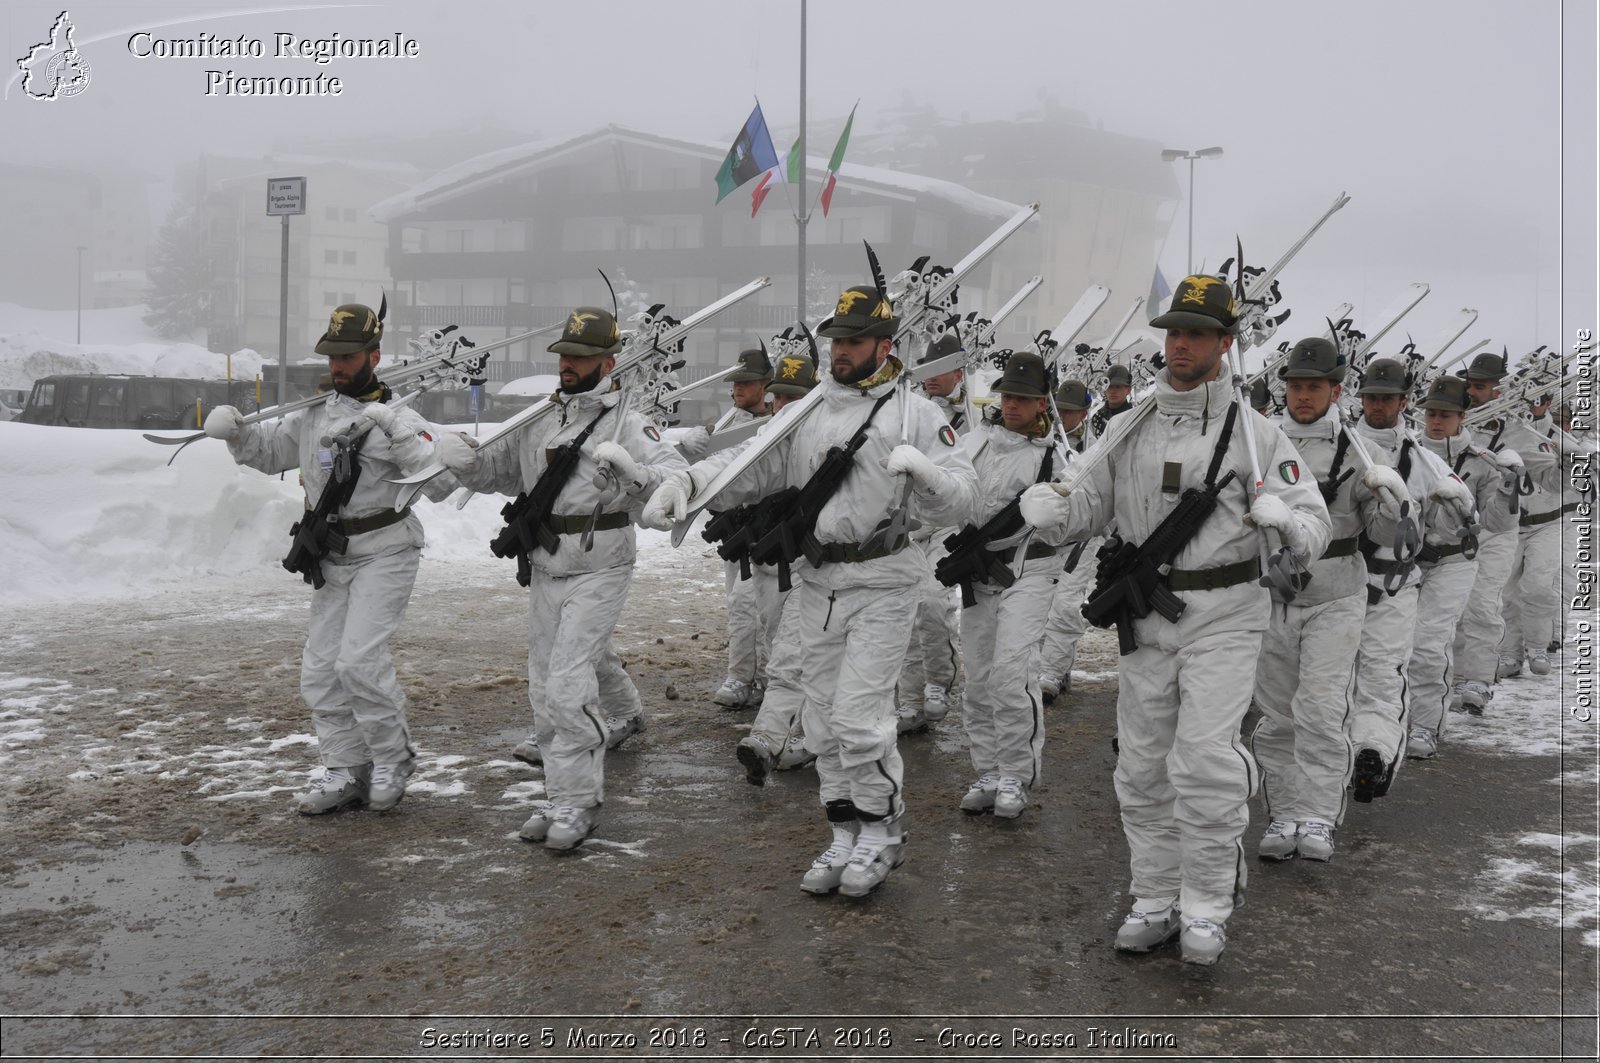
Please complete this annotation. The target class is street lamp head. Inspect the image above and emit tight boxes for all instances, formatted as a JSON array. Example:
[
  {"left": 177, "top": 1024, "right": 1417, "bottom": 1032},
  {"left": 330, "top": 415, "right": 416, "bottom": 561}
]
[
  {"left": 1160, "top": 149, "right": 1186, "bottom": 161},
  {"left": 1196, "top": 146, "right": 1225, "bottom": 158}
]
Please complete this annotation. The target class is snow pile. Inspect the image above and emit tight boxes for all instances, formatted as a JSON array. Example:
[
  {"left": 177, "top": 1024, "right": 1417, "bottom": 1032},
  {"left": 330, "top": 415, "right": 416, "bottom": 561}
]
[
  {"left": 0, "top": 420, "right": 679, "bottom": 606},
  {"left": 0, "top": 303, "right": 266, "bottom": 392}
]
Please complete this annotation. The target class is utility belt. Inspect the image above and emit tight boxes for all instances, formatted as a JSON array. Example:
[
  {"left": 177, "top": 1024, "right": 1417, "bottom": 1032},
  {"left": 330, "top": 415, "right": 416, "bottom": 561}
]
[
  {"left": 1520, "top": 507, "right": 1562, "bottom": 527},
  {"left": 544, "top": 512, "right": 631, "bottom": 535},
  {"left": 1319, "top": 536, "right": 1360, "bottom": 560},
  {"left": 1417, "top": 541, "right": 1467, "bottom": 563},
  {"left": 809, "top": 535, "right": 908, "bottom": 565},
  {"left": 1165, "top": 557, "right": 1261, "bottom": 592},
  {"left": 327, "top": 506, "right": 412, "bottom": 536},
  {"left": 992, "top": 541, "right": 1059, "bottom": 565}
]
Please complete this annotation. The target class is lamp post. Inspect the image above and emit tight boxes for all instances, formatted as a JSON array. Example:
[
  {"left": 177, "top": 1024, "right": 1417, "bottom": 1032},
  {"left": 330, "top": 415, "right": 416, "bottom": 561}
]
[
  {"left": 76, "top": 245, "right": 87, "bottom": 343},
  {"left": 1159, "top": 146, "right": 1224, "bottom": 275}
]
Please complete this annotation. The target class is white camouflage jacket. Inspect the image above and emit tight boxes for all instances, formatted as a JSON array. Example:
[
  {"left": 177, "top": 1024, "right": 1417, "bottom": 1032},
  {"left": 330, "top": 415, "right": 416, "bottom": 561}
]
[
  {"left": 1354, "top": 418, "right": 1461, "bottom": 592},
  {"left": 1274, "top": 408, "right": 1400, "bottom": 606},
  {"left": 1048, "top": 365, "right": 1332, "bottom": 640},
  {"left": 688, "top": 362, "right": 978, "bottom": 591},
  {"left": 452, "top": 377, "right": 687, "bottom": 578},
  {"left": 227, "top": 391, "right": 437, "bottom": 563},
  {"left": 1418, "top": 426, "right": 1519, "bottom": 565},
  {"left": 950, "top": 419, "right": 1074, "bottom": 576}
]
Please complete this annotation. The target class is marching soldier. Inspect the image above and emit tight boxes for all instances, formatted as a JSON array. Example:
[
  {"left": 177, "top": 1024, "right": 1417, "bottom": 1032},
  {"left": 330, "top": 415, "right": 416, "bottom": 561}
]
[
  {"left": 436, "top": 307, "right": 687, "bottom": 851},
  {"left": 1036, "top": 378, "right": 1098, "bottom": 702},
  {"left": 737, "top": 352, "right": 822, "bottom": 783},
  {"left": 1020, "top": 275, "right": 1331, "bottom": 965},
  {"left": 203, "top": 302, "right": 438, "bottom": 815},
  {"left": 1496, "top": 393, "right": 1570, "bottom": 680},
  {"left": 1089, "top": 362, "right": 1134, "bottom": 436},
  {"left": 644, "top": 284, "right": 978, "bottom": 897},
  {"left": 1448, "top": 353, "right": 1563, "bottom": 712},
  {"left": 682, "top": 346, "right": 781, "bottom": 710},
  {"left": 895, "top": 334, "right": 969, "bottom": 733},
  {"left": 1248, "top": 339, "right": 1406, "bottom": 863},
  {"left": 1345, "top": 357, "right": 1464, "bottom": 800},
  {"left": 1406, "top": 375, "right": 1519, "bottom": 758},
  {"left": 948, "top": 352, "right": 1072, "bottom": 819}
]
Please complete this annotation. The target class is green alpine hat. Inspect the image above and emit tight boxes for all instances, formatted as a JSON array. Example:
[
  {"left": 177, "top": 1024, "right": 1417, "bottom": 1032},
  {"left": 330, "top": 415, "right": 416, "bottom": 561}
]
[
  {"left": 1149, "top": 274, "right": 1239, "bottom": 333},
  {"left": 1279, "top": 337, "right": 1344, "bottom": 380},
  {"left": 1104, "top": 364, "right": 1133, "bottom": 387},
  {"left": 817, "top": 285, "right": 897, "bottom": 339},
  {"left": 920, "top": 333, "right": 964, "bottom": 365},
  {"left": 1420, "top": 375, "right": 1470, "bottom": 412},
  {"left": 548, "top": 307, "right": 624, "bottom": 357},
  {"left": 315, "top": 303, "right": 383, "bottom": 356},
  {"left": 1054, "top": 378, "right": 1091, "bottom": 411},
  {"left": 993, "top": 351, "right": 1051, "bottom": 398},
  {"left": 728, "top": 345, "right": 774, "bottom": 383},
  {"left": 768, "top": 353, "right": 819, "bottom": 397},
  {"left": 1457, "top": 352, "right": 1508, "bottom": 381},
  {"left": 1359, "top": 358, "right": 1409, "bottom": 395}
]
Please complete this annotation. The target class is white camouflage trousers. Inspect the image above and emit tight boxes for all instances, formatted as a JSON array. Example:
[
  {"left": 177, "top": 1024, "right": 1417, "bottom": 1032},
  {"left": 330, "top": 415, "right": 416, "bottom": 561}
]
[
  {"left": 724, "top": 560, "right": 784, "bottom": 684},
  {"left": 1114, "top": 626, "right": 1261, "bottom": 925},
  {"left": 301, "top": 547, "right": 420, "bottom": 769},
  {"left": 1407, "top": 561, "right": 1479, "bottom": 733},
  {"left": 961, "top": 568, "right": 1057, "bottom": 783},
  {"left": 1348, "top": 583, "right": 1421, "bottom": 776},
  {"left": 1498, "top": 520, "right": 1561, "bottom": 658},
  {"left": 1451, "top": 529, "right": 1518, "bottom": 685},
  {"left": 1250, "top": 593, "right": 1364, "bottom": 825},
  {"left": 748, "top": 587, "right": 803, "bottom": 754},
  {"left": 1037, "top": 541, "right": 1098, "bottom": 684},
  {"left": 797, "top": 580, "right": 918, "bottom": 819},
  {"left": 527, "top": 563, "right": 634, "bottom": 810},
  {"left": 897, "top": 540, "right": 960, "bottom": 710}
]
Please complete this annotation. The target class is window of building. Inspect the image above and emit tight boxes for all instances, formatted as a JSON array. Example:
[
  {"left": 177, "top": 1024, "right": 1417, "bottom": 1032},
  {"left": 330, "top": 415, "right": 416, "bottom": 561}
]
[
  {"left": 342, "top": 250, "right": 356, "bottom": 265},
  {"left": 324, "top": 249, "right": 338, "bottom": 264},
  {"left": 342, "top": 292, "right": 355, "bottom": 304},
  {"left": 325, "top": 207, "right": 340, "bottom": 221},
  {"left": 343, "top": 208, "right": 357, "bottom": 222},
  {"left": 324, "top": 290, "right": 339, "bottom": 305}
]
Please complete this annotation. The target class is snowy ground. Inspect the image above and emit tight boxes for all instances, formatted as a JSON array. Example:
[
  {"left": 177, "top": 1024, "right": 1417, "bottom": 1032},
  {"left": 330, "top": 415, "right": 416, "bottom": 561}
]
[{"left": 0, "top": 354, "right": 1595, "bottom": 1055}]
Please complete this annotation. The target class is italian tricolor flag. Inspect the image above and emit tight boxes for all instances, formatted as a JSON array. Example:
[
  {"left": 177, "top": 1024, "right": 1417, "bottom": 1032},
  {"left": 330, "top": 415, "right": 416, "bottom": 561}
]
[{"left": 750, "top": 104, "right": 857, "bottom": 218}]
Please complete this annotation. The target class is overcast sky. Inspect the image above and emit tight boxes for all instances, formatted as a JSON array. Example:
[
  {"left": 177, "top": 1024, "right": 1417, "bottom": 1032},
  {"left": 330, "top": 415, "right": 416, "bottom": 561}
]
[{"left": 6, "top": 0, "right": 1594, "bottom": 355}]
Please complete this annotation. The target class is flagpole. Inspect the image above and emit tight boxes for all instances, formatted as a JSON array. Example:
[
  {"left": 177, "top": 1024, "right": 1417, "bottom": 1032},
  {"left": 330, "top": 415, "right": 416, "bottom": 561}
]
[{"left": 796, "top": 0, "right": 808, "bottom": 323}]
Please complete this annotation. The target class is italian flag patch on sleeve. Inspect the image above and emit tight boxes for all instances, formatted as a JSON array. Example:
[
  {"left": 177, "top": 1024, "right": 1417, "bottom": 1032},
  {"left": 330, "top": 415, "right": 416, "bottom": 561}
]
[
  {"left": 938, "top": 425, "right": 958, "bottom": 447},
  {"left": 1278, "top": 460, "right": 1300, "bottom": 484}
]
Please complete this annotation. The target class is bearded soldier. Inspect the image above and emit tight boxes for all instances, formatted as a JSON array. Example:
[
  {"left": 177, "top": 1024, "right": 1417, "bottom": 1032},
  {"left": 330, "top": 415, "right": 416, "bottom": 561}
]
[
  {"left": 894, "top": 334, "right": 969, "bottom": 734},
  {"left": 645, "top": 284, "right": 978, "bottom": 897},
  {"left": 204, "top": 303, "right": 439, "bottom": 815},
  {"left": 436, "top": 307, "right": 687, "bottom": 851},
  {"left": 1020, "top": 276, "right": 1331, "bottom": 965},
  {"left": 1406, "top": 375, "right": 1519, "bottom": 759},
  {"left": 1035, "top": 378, "right": 1097, "bottom": 703},
  {"left": 1345, "top": 358, "right": 1468, "bottom": 799},
  {"left": 947, "top": 352, "right": 1072, "bottom": 820},
  {"left": 1448, "top": 353, "right": 1563, "bottom": 712},
  {"left": 1248, "top": 338, "right": 1406, "bottom": 863}
]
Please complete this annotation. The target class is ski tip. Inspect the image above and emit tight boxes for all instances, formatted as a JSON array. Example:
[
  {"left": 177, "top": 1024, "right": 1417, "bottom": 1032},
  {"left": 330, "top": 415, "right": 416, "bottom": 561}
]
[{"left": 669, "top": 520, "right": 691, "bottom": 548}]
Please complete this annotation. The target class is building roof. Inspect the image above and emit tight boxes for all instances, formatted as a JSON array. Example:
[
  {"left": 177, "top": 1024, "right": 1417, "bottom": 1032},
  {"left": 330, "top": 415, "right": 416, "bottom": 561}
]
[{"left": 368, "top": 124, "right": 1025, "bottom": 223}]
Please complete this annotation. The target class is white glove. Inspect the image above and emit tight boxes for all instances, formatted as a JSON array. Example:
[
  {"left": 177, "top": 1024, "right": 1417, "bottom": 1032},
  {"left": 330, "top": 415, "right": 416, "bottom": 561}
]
[
  {"left": 1490, "top": 447, "right": 1523, "bottom": 470},
  {"left": 593, "top": 440, "right": 644, "bottom": 488},
  {"left": 1247, "top": 492, "right": 1309, "bottom": 554},
  {"left": 1020, "top": 481, "right": 1072, "bottom": 530},
  {"left": 1427, "top": 475, "right": 1476, "bottom": 523},
  {"left": 436, "top": 431, "right": 478, "bottom": 473},
  {"left": 1360, "top": 464, "right": 1408, "bottom": 516},
  {"left": 358, "top": 401, "right": 399, "bottom": 437},
  {"left": 203, "top": 405, "right": 243, "bottom": 440},
  {"left": 884, "top": 444, "right": 951, "bottom": 492},
  {"left": 640, "top": 470, "right": 695, "bottom": 530}
]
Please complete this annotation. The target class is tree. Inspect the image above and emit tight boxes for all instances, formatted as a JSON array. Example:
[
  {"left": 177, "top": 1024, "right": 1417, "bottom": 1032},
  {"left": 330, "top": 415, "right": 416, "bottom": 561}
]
[{"left": 142, "top": 199, "right": 210, "bottom": 339}]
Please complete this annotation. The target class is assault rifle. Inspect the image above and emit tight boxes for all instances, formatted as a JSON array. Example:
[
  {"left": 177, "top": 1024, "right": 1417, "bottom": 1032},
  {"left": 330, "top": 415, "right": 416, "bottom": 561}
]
[
  {"left": 935, "top": 493, "right": 1028, "bottom": 608},
  {"left": 488, "top": 407, "right": 610, "bottom": 587},
  {"left": 701, "top": 491, "right": 792, "bottom": 580},
  {"left": 284, "top": 429, "right": 366, "bottom": 590},
  {"left": 1081, "top": 470, "right": 1239, "bottom": 656}
]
